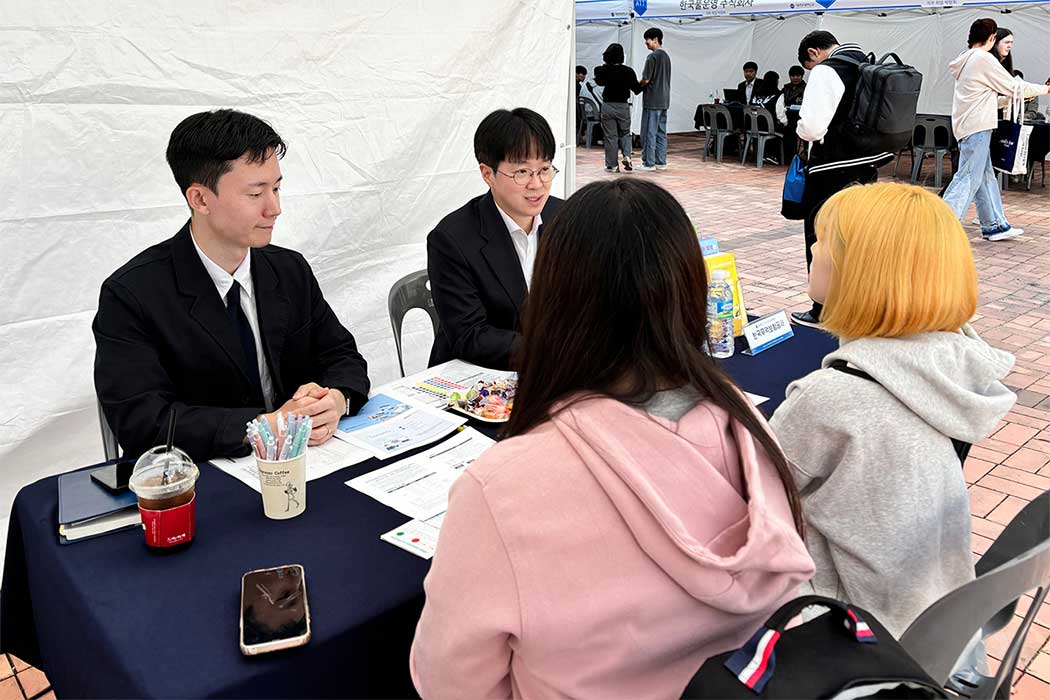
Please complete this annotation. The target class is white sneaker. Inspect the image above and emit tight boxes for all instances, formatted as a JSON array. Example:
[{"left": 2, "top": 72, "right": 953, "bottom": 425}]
[
  {"left": 604, "top": 166, "right": 620, "bottom": 173},
  {"left": 655, "top": 164, "right": 668, "bottom": 170},
  {"left": 636, "top": 165, "right": 656, "bottom": 171},
  {"left": 984, "top": 226, "right": 1023, "bottom": 241}
]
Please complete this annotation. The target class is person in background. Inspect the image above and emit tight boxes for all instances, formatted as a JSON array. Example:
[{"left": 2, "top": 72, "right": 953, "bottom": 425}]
[
  {"left": 777, "top": 65, "right": 807, "bottom": 158},
  {"left": 575, "top": 65, "right": 588, "bottom": 140},
  {"left": 790, "top": 30, "right": 893, "bottom": 328},
  {"left": 93, "top": 109, "right": 370, "bottom": 461},
  {"left": 738, "top": 61, "right": 763, "bottom": 104},
  {"left": 771, "top": 182, "right": 1014, "bottom": 640},
  {"left": 637, "top": 27, "right": 672, "bottom": 171},
  {"left": 751, "top": 70, "right": 781, "bottom": 109},
  {"left": 411, "top": 178, "right": 813, "bottom": 699},
  {"left": 992, "top": 27, "right": 1014, "bottom": 75},
  {"left": 941, "top": 18, "right": 1049, "bottom": 241},
  {"left": 427, "top": 108, "right": 563, "bottom": 370},
  {"left": 594, "top": 43, "right": 641, "bottom": 172}
]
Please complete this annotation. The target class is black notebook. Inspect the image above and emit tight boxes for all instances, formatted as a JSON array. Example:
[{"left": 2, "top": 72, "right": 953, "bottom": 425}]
[{"left": 57, "top": 466, "right": 140, "bottom": 544}]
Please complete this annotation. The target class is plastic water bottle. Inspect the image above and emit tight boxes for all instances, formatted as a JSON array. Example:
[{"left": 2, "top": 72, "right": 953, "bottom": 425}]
[{"left": 707, "top": 270, "right": 735, "bottom": 358}]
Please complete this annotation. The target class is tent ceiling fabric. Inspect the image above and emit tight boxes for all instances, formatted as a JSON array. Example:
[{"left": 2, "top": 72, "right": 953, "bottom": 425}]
[
  {"left": 0, "top": 1, "right": 573, "bottom": 544},
  {"left": 576, "top": 2, "right": 1049, "bottom": 133}
]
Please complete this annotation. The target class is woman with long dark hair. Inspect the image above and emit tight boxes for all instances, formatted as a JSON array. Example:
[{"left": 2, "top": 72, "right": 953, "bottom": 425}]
[
  {"left": 992, "top": 27, "right": 1014, "bottom": 74},
  {"left": 411, "top": 179, "right": 814, "bottom": 699}
]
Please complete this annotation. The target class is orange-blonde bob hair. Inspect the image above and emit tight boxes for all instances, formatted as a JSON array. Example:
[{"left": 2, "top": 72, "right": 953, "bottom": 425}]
[{"left": 816, "top": 182, "right": 977, "bottom": 339}]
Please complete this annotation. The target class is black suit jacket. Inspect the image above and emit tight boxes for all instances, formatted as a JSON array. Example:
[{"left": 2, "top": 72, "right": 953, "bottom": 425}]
[
  {"left": 738, "top": 78, "right": 764, "bottom": 101},
  {"left": 93, "top": 222, "right": 370, "bottom": 461},
  {"left": 427, "top": 192, "right": 563, "bottom": 370}
]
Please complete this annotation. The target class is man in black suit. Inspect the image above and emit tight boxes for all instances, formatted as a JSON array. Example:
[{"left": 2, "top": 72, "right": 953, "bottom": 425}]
[
  {"left": 427, "top": 108, "right": 563, "bottom": 370},
  {"left": 737, "top": 61, "right": 764, "bottom": 105},
  {"left": 93, "top": 109, "right": 370, "bottom": 461}
]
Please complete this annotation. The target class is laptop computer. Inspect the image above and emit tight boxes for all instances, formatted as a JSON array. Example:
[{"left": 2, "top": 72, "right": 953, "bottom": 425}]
[{"left": 723, "top": 88, "right": 745, "bottom": 104}]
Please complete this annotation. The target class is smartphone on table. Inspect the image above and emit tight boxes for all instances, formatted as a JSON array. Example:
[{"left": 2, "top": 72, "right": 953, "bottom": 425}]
[
  {"left": 240, "top": 564, "right": 311, "bottom": 655},
  {"left": 90, "top": 460, "right": 136, "bottom": 492}
]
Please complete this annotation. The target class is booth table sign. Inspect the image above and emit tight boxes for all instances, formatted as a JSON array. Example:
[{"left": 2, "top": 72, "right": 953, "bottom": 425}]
[{"left": 741, "top": 311, "right": 794, "bottom": 356}]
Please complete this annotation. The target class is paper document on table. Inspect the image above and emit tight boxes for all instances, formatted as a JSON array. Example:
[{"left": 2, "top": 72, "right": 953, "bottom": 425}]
[
  {"left": 336, "top": 393, "right": 466, "bottom": 459},
  {"left": 214, "top": 438, "right": 372, "bottom": 493},
  {"left": 380, "top": 511, "right": 446, "bottom": 560},
  {"left": 745, "top": 392, "right": 769, "bottom": 406},
  {"left": 376, "top": 360, "right": 516, "bottom": 410},
  {"left": 347, "top": 427, "right": 494, "bottom": 519}
]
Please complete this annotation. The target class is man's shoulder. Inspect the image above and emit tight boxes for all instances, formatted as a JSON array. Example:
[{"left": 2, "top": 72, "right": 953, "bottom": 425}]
[
  {"left": 104, "top": 233, "right": 178, "bottom": 289},
  {"left": 429, "top": 192, "right": 490, "bottom": 243},
  {"left": 253, "top": 241, "right": 309, "bottom": 270}
]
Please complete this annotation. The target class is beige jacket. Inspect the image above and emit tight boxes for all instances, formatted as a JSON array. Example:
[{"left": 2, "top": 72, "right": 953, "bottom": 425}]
[{"left": 949, "top": 48, "right": 1049, "bottom": 141}]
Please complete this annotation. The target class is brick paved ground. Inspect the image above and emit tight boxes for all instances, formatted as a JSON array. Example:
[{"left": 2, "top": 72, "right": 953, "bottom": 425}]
[
  {"left": 578, "top": 132, "right": 1050, "bottom": 699},
  {"left": 7, "top": 133, "right": 1047, "bottom": 700}
]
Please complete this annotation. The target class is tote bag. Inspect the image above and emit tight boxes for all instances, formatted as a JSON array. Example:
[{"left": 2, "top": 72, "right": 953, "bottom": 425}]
[{"left": 992, "top": 81, "right": 1032, "bottom": 175}]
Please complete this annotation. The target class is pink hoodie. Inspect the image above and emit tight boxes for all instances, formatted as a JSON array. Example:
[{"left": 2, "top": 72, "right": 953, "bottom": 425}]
[{"left": 410, "top": 396, "right": 814, "bottom": 699}]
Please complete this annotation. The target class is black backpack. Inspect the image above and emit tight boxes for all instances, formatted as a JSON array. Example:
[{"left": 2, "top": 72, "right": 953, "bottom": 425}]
[
  {"left": 833, "top": 52, "right": 923, "bottom": 155},
  {"left": 681, "top": 595, "right": 948, "bottom": 699}
]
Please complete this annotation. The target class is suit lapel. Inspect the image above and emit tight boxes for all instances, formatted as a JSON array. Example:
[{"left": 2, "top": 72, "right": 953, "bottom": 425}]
[
  {"left": 478, "top": 193, "right": 528, "bottom": 311},
  {"left": 171, "top": 222, "right": 257, "bottom": 389},
  {"left": 251, "top": 250, "right": 290, "bottom": 401}
]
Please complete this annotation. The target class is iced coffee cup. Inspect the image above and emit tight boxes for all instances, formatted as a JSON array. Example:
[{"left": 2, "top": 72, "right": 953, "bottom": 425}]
[
  {"left": 129, "top": 446, "right": 199, "bottom": 549},
  {"left": 256, "top": 452, "right": 306, "bottom": 520}
]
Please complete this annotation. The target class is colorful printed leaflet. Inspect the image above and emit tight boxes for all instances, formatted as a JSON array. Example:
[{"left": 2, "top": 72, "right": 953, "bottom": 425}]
[{"left": 449, "top": 379, "right": 516, "bottom": 422}]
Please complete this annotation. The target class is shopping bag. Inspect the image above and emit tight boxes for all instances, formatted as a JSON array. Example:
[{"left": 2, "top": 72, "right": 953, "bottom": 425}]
[
  {"left": 992, "top": 81, "right": 1032, "bottom": 175},
  {"left": 780, "top": 155, "right": 807, "bottom": 220}
]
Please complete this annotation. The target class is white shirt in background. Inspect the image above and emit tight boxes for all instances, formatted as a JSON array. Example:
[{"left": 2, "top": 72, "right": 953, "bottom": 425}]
[
  {"left": 190, "top": 230, "right": 275, "bottom": 411},
  {"left": 494, "top": 203, "right": 543, "bottom": 289}
]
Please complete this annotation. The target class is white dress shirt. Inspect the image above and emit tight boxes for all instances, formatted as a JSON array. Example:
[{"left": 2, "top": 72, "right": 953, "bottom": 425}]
[
  {"left": 190, "top": 230, "right": 275, "bottom": 411},
  {"left": 494, "top": 203, "right": 542, "bottom": 289},
  {"left": 745, "top": 79, "right": 755, "bottom": 103}
]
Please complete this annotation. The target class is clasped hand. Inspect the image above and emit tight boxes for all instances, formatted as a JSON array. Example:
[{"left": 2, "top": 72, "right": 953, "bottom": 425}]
[{"left": 259, "top": 383, "right": 345, "bottom": 447}]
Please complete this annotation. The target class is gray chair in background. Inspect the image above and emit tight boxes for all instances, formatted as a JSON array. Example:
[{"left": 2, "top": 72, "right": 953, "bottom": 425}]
[
  {"left": 701, "top": 105, "right": 733, "bottom": 163},
  {"left": 899, "top": 490, "right": 1050, "bottom": 699},
  {"left": 388, "top": 269, "right": 440, "bottom": 377},
  {"left": 909, "top": 115, "right": 956, "bottom": 189},
  {"left": 98, "top": 399, "right": 120, "bottom": 460},
  {"left": 579, "top": 96, "right": 602, "bottom": 149},
  {"left": 741, "top": 106, "right": 783, "bottom": 169}
]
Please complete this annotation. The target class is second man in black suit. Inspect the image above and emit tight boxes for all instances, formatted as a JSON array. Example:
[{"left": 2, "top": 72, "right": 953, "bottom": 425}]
[{"left": 427, "top": 108, "right": 563, "bottom": 370}]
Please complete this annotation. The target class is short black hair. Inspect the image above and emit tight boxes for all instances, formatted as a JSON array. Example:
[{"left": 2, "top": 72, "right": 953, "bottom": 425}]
[
  {"left": 743, "top": 61, "right": 759, "bottom": 71},
  {"left": 643, "top": 27, "right": 663, "bottom": 43},
  {"left": 166, "top": 109, "right": 286, "bottom": 197},
  {"left": 789, "top": 65, "right": 805, "bottom": 77},
  {"left": 474, "top": 108, "right": 556, "bottom": 171},
  {"left": 967, "top": 18, "right": 997, "bottom": 47},
  {"left": 576, "top": 65, "right": 587, "bottom": 75},
  {"left": 798, "top": 30, "right": 838, "bottom": 65}
]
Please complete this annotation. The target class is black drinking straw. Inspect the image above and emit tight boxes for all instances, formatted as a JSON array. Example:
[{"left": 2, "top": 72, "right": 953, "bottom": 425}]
[{"left": 165, "top": 407, "right": 177, "bottom": 453}]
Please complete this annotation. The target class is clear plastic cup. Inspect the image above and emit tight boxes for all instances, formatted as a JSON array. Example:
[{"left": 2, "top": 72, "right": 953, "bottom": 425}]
[{"left": 129, "top": 446, "right": 199, "bottom": 548}]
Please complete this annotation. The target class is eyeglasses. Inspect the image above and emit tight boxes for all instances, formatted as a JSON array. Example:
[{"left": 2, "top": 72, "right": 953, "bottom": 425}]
[{"left": 496, "top": 165, "right": 559, "bottom": 186}]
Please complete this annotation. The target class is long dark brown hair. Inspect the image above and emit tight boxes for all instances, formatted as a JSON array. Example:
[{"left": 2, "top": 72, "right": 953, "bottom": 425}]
[{"left": 504, "top": 179, "right": 805, "bottom": 535}]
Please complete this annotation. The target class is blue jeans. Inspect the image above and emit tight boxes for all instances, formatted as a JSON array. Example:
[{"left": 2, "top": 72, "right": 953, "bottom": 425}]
[
  {"left": 942, "top": 130, "right": 1010, "bottom": 236},
  {"left": 641, "top": 108, "right": 668, "bottom": 167}
]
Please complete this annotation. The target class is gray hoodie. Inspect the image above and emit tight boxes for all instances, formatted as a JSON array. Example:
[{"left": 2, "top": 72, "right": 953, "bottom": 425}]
[
  {"left": 948, "top": 48, "right": 1049, "bottom": 141},
  {"left": 770, "top": 325, "right": 1015, "bottom": 637}
]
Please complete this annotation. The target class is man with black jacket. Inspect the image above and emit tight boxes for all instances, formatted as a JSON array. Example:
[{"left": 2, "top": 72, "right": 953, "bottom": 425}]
[{"left": 791, "top": 31, "right": 893, "bottom": 327}]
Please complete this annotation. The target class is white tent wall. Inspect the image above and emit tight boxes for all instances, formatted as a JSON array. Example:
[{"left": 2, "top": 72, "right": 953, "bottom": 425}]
[
  {"left": 0, "top": 1, "right": 573, "bottom": 554},
  {"left": 584, "top": 4, "right": 1047, "bottom": 135},
  {"left": 576, "top": 21, "right": 636, "bottom": 103}
]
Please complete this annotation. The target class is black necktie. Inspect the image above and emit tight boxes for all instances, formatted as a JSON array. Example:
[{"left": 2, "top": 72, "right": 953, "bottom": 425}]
[{"left": 226, "top": 282, "right": 262, "bottom": 393}]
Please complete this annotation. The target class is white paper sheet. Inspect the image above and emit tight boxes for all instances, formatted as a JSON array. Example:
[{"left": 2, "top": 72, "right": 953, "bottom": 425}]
[
  {"left": 336, "top": 398, "right": 466, "bottom": 460},
  {"left": 347, "top": 428, "right": 494, "bottom": 520},
  {"left": 379, "top": 511, "right": 446, "bottom": 560},
  {"left": 745, "top": 392, "right": 769, "bottom": 407},
  {"left": 214, "top": 437, "right": 373, "bottom": 494},
  {"left": 375, "top": 360, "right": 516, "bottom": 410}
]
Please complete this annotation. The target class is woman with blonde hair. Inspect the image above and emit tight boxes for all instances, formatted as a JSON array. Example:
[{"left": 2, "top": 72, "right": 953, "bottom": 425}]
[{"left": 771, "top": 182, "right": 1015, "bottom": 637}]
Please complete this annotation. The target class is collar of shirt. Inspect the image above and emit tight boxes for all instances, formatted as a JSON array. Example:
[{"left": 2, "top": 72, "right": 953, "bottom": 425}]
[
  {"left": 493, "top": 201, "right": 542, "bottom": 238},
  {"left": 189, "top": 227, "right": 255, "bottom": 305}
]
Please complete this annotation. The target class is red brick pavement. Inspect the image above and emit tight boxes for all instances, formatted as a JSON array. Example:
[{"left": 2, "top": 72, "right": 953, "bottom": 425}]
[{"left": 579, "top": 132, "right": 1050, "bottom": 696}]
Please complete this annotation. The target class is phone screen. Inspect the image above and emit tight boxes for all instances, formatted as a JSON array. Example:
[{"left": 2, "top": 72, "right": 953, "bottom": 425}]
[
  {"left": 90, "top": 461, "right": 135, "bottom": 492},
  {"left": 241, "top": 566, "right": 308, "bottom": 648}
]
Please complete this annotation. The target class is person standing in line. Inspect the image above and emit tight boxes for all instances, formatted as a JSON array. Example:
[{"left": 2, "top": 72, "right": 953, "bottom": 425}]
[
  {"left": 777, "top": 66, "right": 807, "bottom": 158},
  {"left": 941, "top": 18, "right": 1048, "bottom": 242},
  {"left": 575, "top": 65, "right": 588, "bottom": 141},
  {"left": 594, "top": 43, "right": 641, "bottom": 173},
  {"left": 637, "top": 27, "right": 671, "bottom": 171},
  {"left": 789, "top": 31, "right": 894, "bottom": 328}
]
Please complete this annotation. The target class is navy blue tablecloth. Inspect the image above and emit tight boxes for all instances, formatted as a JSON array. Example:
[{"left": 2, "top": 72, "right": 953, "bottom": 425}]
[{"left": 0, "top": 323, "right": 836, "bottom": 698}]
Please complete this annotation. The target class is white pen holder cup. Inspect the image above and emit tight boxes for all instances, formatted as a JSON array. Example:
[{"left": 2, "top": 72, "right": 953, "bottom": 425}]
[{"left": 255, "top": 453, "right": 307, "bottom": 520}]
